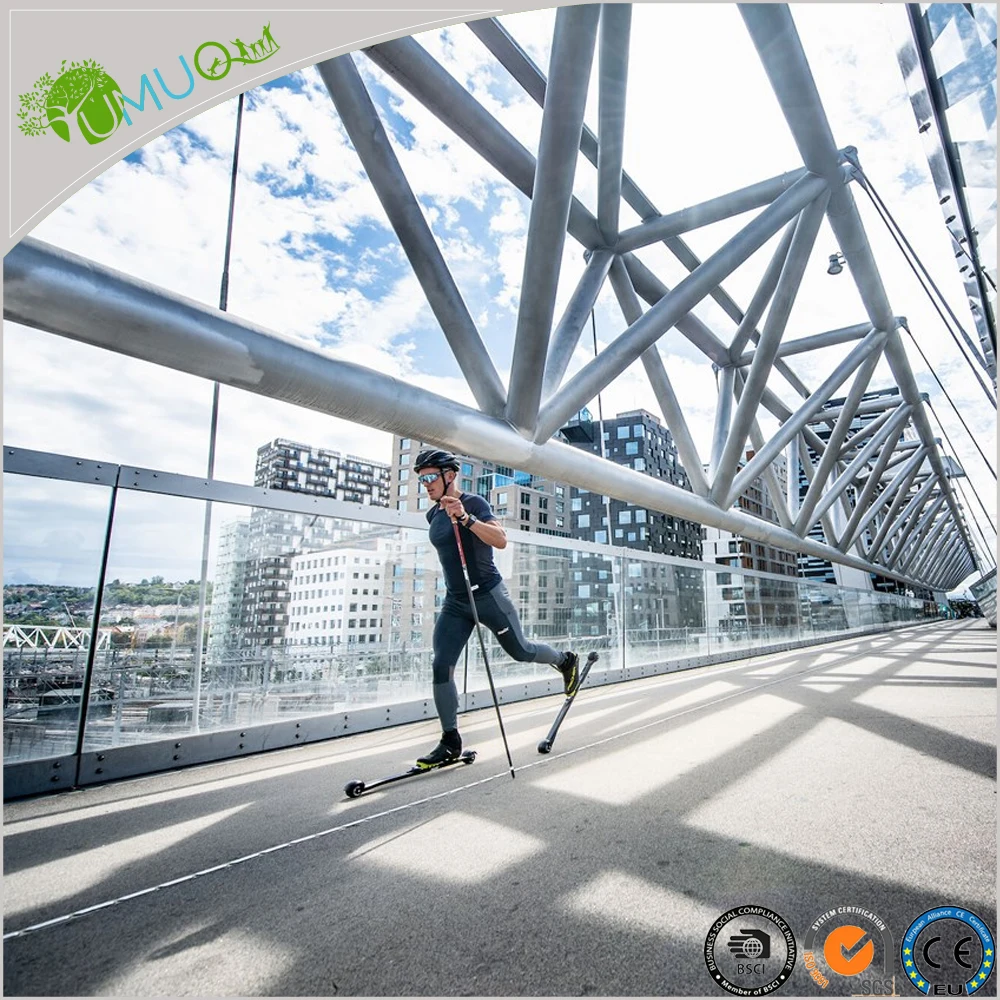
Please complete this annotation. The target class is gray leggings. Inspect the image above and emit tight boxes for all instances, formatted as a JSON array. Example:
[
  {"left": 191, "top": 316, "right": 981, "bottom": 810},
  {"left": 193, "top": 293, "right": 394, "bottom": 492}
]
[{"left": 431, "top": 582, "right": 565, "bottom": 731}]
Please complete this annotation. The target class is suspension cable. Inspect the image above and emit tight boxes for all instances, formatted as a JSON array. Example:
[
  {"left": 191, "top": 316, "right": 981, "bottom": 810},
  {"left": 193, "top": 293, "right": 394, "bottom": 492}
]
[
  {"left": 925, "top": 399, "right": 998, "bottom": 535},
  {"left": 899, "top": 324, "right": 997, "bottom": 481},
  {"left": 851, "top": 163, "right": 996, "bottom": 400},
  {"left": 954, "top": 473, "right": 997, "bottom": 570}
]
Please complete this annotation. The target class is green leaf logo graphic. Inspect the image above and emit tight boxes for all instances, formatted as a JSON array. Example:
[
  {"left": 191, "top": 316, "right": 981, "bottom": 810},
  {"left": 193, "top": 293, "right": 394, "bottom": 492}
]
[{"left": 18, "top": 58, "right": 124, "bottom": 144}]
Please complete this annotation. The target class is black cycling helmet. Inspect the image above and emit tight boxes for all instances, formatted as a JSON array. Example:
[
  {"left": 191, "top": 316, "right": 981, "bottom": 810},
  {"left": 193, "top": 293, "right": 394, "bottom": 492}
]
[{"left": 413, "top": 448, "right": 460, "bottom": 472}]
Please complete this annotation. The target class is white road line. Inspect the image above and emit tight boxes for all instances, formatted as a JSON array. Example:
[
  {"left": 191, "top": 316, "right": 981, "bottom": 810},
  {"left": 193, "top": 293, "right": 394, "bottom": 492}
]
[{"left": 2, "top": 653, "right": 841, "bottom": 942}]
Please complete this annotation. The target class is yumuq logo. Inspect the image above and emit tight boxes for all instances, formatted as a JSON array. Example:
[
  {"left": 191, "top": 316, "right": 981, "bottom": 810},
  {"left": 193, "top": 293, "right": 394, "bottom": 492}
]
[
  {"left": 15, "top": 23, "right": 280, "bottom": 146},
  {"left": 17, "top": 60, "right": 124, "bottom": 144}
]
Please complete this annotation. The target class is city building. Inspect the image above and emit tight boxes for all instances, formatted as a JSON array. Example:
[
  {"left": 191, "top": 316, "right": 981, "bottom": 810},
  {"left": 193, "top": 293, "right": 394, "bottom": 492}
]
[
  {"left": 255, "top": 438, "right": 390, "bottom": 506},
  {"left": 208, "top": 439, "right": 392, "bottom": 681},
  {"left": 558, "top": 408, "right": 705, "bottom": 638},
  {"left": 206, "top": 519, "right": 250, "bottom": 665},
  {"left": 702, "top": 452, "right": 799, "bottom": 634},
  {"left": 285, "top": 540, "right": 397, "bottom": 665},
  {"left": 390, "top": 436, "right": 570, "bottom": 537},
  {"left": 558, "top": 408, "right": 703, "bottom": 558}
]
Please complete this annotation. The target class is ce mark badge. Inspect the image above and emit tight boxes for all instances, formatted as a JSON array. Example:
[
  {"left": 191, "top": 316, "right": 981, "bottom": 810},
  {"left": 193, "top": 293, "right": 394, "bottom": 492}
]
[{"left": 902, "top": 908, "right": 995, "bottom": 995}]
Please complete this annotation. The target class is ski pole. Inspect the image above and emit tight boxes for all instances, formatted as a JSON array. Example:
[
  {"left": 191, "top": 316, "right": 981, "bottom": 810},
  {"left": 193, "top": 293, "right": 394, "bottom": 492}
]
[{"left": 451, "top": 520, "right": 516, "bottom": 780}]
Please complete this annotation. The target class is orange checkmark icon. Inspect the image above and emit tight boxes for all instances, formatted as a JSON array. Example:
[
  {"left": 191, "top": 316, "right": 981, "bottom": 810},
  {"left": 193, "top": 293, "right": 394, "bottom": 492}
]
[{"left": 824, "top": 925, "right": 875, "bottom": 977}]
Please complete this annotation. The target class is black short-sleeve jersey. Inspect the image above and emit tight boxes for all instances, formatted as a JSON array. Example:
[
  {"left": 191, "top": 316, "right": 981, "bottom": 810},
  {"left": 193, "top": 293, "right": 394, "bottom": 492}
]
[{"left": 426, "top": 493, "right": 502, "bottom": 597}]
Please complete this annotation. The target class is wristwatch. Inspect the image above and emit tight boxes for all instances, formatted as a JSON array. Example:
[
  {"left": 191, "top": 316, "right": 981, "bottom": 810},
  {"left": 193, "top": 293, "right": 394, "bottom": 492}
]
[{"left": 463, "top": 513, "right": 478, "bottom": 528}]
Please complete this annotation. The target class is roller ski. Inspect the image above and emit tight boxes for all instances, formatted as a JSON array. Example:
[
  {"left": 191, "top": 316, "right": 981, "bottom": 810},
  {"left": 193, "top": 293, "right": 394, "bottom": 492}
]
[
  {"left": 344, "top": 733, "right": 476, "bottom": 798},
  {"left": 538, "top": 651, "right": 598, "bottom": 754}
]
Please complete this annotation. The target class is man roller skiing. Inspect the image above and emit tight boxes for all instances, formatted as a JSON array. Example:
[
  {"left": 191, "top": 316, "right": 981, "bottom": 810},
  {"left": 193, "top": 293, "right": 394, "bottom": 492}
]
[{"left": 413, "top": 449, "right": 580, "bottom": 766}]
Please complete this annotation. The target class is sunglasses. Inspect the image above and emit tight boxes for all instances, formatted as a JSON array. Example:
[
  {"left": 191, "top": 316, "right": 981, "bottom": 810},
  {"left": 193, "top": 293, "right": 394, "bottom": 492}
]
[{"left": 417, "top": 471, "right": 443, "bottom": 485}]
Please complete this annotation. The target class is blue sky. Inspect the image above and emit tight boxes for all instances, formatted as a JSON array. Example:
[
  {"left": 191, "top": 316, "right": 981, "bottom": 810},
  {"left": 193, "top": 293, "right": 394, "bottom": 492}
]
[{"left": 3, "top": 4, "right": 996, "bottom": 591}]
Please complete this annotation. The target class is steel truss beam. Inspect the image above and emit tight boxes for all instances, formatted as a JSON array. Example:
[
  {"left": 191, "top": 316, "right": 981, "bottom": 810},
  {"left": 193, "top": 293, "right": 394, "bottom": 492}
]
[
  {"left": 317, "top": 55, "right": 507, "bottom": 418},
  {"left": 735, "top": 321, "right": 875, "bottom": 367},
  {"left": 4, "top": 237, "right": 934, "bottom": 592},
  {"left": 740, "top": 2, "right": 979, "bottom": 576},
  {"left": 4, "top": 3, "right": 980, "bottom": 594},
  {"left": 838, "top": 442, "right": 926, "bottom": 552},
  {"left": 893, "top": 495, "right": 946, "bottom": 573},
  {"left": 506, "top": 5, "right": 600, "bottom": 434}
]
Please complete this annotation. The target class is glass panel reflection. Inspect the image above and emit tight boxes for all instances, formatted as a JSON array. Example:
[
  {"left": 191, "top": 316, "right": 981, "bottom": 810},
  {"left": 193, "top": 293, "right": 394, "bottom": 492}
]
[
  {"left": 3, "top": 474, "right": 111, "bottom": 763},
  {"left": 81, "top": 493, "right": 435, "bottom": 750},
  {"left": 624, "top": 559, "right": 707, "bottom": 667},
  {"left": 463, "top": 541, "right": 620, "bottom": 692},
  {"left": 4, "top": 468, "right": 939, "bottom": 765}
]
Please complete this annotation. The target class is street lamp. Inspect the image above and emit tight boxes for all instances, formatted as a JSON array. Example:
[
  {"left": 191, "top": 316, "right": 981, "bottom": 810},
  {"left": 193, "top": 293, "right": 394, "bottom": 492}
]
[{"left": 827, "top": 251, "right": 847, "bottom": 275}]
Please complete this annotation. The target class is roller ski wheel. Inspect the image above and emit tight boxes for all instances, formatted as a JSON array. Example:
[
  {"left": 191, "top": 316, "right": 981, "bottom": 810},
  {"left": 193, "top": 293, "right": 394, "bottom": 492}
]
[
  {"left": 537, "top": 739, "right": 552, "bottom": 754},
  {"left": 344, "top": 779, "right": 366, "bottom": 798}
]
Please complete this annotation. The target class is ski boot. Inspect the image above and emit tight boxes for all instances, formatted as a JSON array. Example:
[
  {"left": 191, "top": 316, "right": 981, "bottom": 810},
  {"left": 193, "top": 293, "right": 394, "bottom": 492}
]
[
  {"left": 559, "top": 651, "right": 580, "bottom": 698},
  {"left": 417, "top": 729, "right": 462, "bottom": 768}
]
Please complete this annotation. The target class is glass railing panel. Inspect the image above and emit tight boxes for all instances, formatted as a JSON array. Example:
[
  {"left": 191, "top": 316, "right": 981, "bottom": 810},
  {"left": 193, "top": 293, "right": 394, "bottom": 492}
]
[
  {"left": 5, "top": 453, "right": 952, "bottom": 775},
  {"left": 752, "top": 575, "right": 801, "bottom": 645},
  {"left": 623, "top": 557, "right": 706, "bottom": 670},
  {"left": 802, "top": 584, "right": 848, "bottom": 640},
  {"left": 841, "top": 588, "right": 862, "bottom": 630},
  {"left": 3, "top": 473, "right": 111, "bottom": 763},
  {"left": 79, "top": 491, "right": 433, "bottom": 751},
  {"left": 460, "top": 538, "right": 619, "bottom": 693},
  {"left": 705, "top": 567, "right": 754, "bottom": 660}
]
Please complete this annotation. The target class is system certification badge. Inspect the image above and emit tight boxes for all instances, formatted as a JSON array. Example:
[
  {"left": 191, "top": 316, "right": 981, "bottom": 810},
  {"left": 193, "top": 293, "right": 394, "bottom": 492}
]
[
  {"left": 705, "top": 905, "right": 797, "bottom": 996},
  {"left": 802, "top": 905, "right": 895, "bottom": 994}
]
